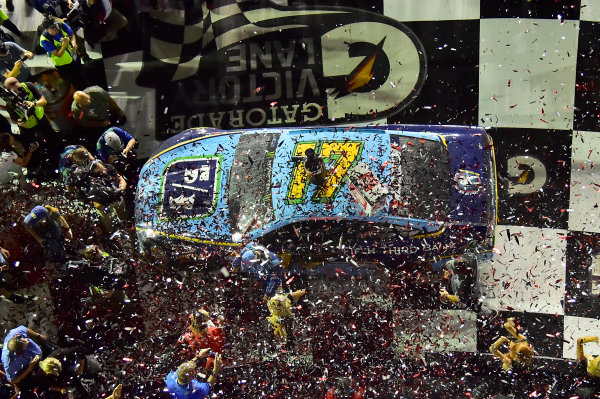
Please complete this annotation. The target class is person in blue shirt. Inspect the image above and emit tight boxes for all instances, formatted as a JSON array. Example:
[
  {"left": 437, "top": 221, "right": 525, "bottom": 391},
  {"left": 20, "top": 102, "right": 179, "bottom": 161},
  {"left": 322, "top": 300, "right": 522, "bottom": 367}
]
[
  {"left": 1, "top": 325, "right": 46, "bottom": 385},
  {"left": 39, "top": 17, "right": 83, "bottom": 88},
  {"left": 23, "top": 205, "right": 72, "bottom": 263},
  {"left": 231, "top": 242, "right": 284, "bottom": 302},
  {"left": 231, "top": 242, "right": 306, "bottom": 303},
  {"left": 59, "top": 144, "right": 85, "bottom": 188},
  {"left": 165, "top": 349, "right": 221, "bottom": 399},
  {"left": 96, "top": 127, "right": 136, "bottom": 164}
]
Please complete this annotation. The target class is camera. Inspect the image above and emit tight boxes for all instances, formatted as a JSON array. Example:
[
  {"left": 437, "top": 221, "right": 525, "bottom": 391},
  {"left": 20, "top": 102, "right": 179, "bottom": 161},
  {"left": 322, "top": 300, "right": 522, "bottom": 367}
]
[
  {"left": 65, "top": 2, "right": 91, "bottom": 32},
  {"left": 41, "top": 1, "right": 91, "bottom": 33}
]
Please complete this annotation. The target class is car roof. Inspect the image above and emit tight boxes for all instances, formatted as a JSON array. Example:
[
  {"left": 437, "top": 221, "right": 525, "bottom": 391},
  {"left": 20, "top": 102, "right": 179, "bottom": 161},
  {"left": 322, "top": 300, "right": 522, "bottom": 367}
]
[{"left": 138, "top": 125, "right": 491, "bottom": 244}]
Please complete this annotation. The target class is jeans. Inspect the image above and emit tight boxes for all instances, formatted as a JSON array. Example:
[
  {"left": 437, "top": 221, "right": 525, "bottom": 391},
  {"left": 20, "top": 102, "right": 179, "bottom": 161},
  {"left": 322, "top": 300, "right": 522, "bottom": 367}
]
[{"left": 41, "top": 221, "right": 66, "bottom": 262}]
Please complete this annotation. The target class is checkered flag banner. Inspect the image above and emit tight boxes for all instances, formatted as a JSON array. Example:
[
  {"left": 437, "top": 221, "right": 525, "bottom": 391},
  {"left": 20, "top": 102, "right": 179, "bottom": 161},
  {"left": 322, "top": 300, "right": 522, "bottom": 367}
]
[
  {"left": 136, "top": 0, "right": 325, "bottom": 86},
  {"left": 136, "top": 0, "right": 212, "bottom": 86}
]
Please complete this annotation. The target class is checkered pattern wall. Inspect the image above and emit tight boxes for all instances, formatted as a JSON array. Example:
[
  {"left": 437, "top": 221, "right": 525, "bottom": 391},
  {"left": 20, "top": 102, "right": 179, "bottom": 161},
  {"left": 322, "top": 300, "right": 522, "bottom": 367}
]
[
  {"left": 385, "top": 0, "right": 600, "bottom": 361},
  {"left": 8, "top": 0, "right": 600, "bottom": 362}
]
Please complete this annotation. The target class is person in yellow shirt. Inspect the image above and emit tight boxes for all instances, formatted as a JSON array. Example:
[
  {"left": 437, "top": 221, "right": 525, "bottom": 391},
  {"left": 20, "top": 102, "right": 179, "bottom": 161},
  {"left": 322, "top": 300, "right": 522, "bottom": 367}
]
[
  {"left": 577, "top": 336, "right": 600, "bottom": 378},
  {"left": 489, "top": 317, "right": 534, "bottom": 371},
  {"left": 266, "top": 294, "right": 293, "bottom": 344}
]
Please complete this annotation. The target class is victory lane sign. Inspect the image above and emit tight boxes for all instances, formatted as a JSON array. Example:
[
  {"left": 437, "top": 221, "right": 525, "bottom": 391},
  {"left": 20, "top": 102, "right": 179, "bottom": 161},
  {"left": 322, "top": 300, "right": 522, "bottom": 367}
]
[{"left": 151, "top": 6, "right": 426, "bottom": 138}]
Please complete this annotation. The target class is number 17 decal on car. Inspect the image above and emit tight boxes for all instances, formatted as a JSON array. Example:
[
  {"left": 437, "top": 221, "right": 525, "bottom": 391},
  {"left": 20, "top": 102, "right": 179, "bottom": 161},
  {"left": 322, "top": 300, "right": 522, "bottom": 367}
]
[{"left": 286, "top": 140, "right": 364, "bottom": 204}]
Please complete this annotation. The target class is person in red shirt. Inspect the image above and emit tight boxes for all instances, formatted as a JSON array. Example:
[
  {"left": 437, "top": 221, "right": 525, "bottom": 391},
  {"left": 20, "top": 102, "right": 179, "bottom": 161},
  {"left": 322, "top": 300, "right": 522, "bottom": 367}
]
[
  {"left": 325, "top": 376, "right": 365, "bottom": 399},
  {"left": 178, "top": 309, "right": 225, "bottom": 370}
]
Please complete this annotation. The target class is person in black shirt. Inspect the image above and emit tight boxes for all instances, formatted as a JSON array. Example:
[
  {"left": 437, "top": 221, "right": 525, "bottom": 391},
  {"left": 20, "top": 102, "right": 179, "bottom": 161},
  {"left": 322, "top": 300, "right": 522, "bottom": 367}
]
[{"left": 303, "top": 148, "right": 328, "bottom": 186}]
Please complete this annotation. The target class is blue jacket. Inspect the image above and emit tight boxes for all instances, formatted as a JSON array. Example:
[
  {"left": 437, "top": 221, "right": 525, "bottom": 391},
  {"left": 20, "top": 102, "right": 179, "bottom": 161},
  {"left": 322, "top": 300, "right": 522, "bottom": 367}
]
[{"left": 234, "top": 242, "right": 282, "bottom": 297}]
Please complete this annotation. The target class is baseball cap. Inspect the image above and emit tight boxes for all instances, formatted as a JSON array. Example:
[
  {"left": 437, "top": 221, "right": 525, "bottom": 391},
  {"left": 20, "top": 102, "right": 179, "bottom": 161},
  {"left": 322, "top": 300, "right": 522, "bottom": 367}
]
[{"left": 104, "top": 131, "right": 123, "bottom": 152}]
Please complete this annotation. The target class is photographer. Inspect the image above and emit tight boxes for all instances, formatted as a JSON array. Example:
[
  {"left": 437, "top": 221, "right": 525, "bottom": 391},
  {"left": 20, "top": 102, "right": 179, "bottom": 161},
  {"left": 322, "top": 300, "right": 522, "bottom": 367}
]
[
  {"left": 33, "top": 0, "right": 91, "bottom": 62},
  {"left": 37, "top": 345, "right": 102, "bottom": 396},
  {"left": 0, "top": 132, "right": 40, "bottom": 170},
  {"left": 39, "top": 17, "right": 84, "bottom": 88},
  {"left": 2, "top": 77, "right": 55, "bottom": 145},
  {"left": 32, "top": 0, "right": 74, "bottom": 17},
  {"left": 34, "top": 0, "right": 127, "bottom": 46},
  {"left": 68, "top": 147, "right": 127, "bottom": 231},
  {"left": 96, "top": 127, "right": 135, "bottom": 165},
  {"left": 0, "top": 42, "right": 33, "bottom": 84},
  {"left": 71, "top": 244, "right": 134, "bottom": 331}
]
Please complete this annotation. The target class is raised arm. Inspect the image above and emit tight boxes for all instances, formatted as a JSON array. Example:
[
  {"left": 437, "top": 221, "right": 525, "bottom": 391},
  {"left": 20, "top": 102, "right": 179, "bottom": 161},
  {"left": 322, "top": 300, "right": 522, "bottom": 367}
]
[
  {"left": 577, "top": 336, "right": 599, "bottom": 361},
  {"left": 504, "top": 318, "right": 526, "bottom": 341},
  {"left": 105, "top": 384, "right": 122, "bottom": 399},
  {"left": 123, "top": 137, "right": 136, "bottom": 155},
  {"left": 13, "top": 142, "right": 39, "bottom": 167},
  {"left": 440, "top": 288, "right": 459, "bottom": 304},
  {"left": 35, "top": 94, "right": 47, "bottom": 108},
  {"left": 26, "top": 328, "right": 46, "bottom": 343},
  {"left": 207, "top": 353, "right": 221, "bottom": 388},
  {"left": 51, "top": 36, "right": 71, "bottom": 59},
  {"left": 11, "top": 355, "right": 40, "bottom": 385}
]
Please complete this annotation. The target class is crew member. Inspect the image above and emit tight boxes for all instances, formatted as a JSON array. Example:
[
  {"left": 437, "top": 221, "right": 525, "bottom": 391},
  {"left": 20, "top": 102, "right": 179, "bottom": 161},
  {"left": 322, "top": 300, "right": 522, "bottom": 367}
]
[
  {"left": 577, "top": 336, "right": 600, "bottom": 377},
  {"left": 1, "top": 326, "right": 46, "bottom": 385},
  {"left": 165, "top": 349, "right": 221, "bottom": 399},
  {"left": 96, "top": 127, "right": 136, "bottom": 164},
  {"left": 23, "top": 204, "right": 73, "bottom": 263},
  {"left": 489, "top": 317, "right": 534, "bottom": 371},
  {"left": 71, "top": 86, "right": 125, "bottom": 129},
  {"left": 178, "top": 309, "right": 225, "bottom": 370}
]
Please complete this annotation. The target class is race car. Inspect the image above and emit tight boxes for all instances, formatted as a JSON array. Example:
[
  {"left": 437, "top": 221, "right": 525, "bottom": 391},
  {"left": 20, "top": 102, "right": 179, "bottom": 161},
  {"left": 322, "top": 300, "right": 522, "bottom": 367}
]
[{"left": 135, "top": 125, "right": 497, "bottom": 266}]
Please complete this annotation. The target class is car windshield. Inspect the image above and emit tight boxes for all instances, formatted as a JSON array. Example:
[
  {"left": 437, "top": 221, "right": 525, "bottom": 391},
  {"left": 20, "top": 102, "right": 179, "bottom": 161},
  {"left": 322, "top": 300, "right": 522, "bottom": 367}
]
[
  {"left": 388, "top": 135, "right": 450, "bottom": 221},
  {"left": 227, "top": 132, "right": 280, "bottom": 235}
]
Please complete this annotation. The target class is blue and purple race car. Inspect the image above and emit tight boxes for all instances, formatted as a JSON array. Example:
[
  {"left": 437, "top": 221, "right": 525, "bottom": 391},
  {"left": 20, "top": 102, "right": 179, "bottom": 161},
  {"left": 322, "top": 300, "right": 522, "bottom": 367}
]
[{"left": 135, "top": 125, "right": 496, "bottom": 267}]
